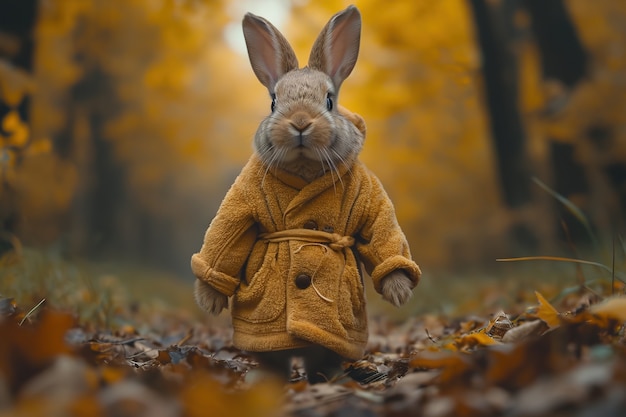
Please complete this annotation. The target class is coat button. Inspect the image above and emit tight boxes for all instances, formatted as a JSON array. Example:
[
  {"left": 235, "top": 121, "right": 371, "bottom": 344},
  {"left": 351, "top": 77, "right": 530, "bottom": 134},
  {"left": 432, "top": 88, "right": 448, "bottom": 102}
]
[
  {"left": 322, "top": 225, "right": 334, "bottom": 233},
  {"left": 295, "top": 273, "right": 312, "bottom": 289},
  {"left": 303, "top": 220, "right": 318, "bottom": 230}
]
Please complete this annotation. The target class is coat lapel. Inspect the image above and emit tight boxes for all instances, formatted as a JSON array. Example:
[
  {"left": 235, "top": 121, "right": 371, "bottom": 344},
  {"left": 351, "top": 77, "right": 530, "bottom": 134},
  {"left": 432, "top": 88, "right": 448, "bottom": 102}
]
[
  {"left": 278, "top": 164, "right": 351, "bottom": 217},
  {"left": 248, "top": 154, "right": 356, "bottom": 227}
]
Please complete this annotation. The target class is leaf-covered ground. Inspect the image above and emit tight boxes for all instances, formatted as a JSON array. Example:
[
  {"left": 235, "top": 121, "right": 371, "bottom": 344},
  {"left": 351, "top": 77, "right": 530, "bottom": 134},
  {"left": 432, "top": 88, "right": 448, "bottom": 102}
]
[{"left": 1, "top": 250, "right": 626, "bottom": 417}]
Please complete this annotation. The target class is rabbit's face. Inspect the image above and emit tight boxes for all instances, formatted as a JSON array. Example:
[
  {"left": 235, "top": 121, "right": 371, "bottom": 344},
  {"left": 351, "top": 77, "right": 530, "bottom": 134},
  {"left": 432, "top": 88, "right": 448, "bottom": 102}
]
[
  {"left": 262, "top": 69, "right": 336, "bottom": 164},
  {"left": 243, "top": 5, "right": 362, "bottom": 181}
]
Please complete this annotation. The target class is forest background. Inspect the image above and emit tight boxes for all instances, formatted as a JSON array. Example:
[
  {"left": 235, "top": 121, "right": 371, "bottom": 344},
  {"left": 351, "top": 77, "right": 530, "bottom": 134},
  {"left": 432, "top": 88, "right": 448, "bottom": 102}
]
[{"left": 1, "top": 0, "right": 625, "bottom": 303}]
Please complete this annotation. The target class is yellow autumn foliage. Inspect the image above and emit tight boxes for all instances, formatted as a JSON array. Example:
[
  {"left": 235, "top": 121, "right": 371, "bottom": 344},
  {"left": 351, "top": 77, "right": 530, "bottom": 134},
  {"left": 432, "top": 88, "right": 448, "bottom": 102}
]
[{"left": 1, "top": 0, "right": 624, "bottom": 270}]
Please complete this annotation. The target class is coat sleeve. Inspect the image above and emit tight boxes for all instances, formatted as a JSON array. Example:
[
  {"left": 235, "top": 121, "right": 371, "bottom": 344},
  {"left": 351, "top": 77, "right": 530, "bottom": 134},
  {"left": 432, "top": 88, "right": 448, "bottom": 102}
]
[
  {"left": 355, "top": 173, "right": 421, "bottom": 294},
  {"left": 190, "top": 177, "right": 257, "bottom": 297}
]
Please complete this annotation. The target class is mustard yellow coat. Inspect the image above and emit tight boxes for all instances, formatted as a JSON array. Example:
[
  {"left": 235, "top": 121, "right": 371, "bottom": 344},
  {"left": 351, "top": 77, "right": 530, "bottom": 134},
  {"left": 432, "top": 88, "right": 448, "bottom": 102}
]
[{"left": 191, "top": 155, "right": 421, "bottom": 359}]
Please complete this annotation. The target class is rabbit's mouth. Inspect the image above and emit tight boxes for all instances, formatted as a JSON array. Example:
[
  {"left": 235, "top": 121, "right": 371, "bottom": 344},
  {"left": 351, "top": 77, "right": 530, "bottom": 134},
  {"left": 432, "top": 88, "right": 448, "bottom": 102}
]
[
  {"left": 281, "top": 142, "right": 320, "bottom": 164},
  {"left": 290, "top": 145, "right": 316, "bottom": 161}
]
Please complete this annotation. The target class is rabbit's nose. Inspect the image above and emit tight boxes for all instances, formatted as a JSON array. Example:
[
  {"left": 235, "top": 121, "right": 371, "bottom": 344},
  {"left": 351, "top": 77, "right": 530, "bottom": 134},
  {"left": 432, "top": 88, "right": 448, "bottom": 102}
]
[
  {"left": 290, "top": 113, "right": 313, "bottom": 133},
  {"left": 290, "top": 122, "right": 312, "bottom": 134}
]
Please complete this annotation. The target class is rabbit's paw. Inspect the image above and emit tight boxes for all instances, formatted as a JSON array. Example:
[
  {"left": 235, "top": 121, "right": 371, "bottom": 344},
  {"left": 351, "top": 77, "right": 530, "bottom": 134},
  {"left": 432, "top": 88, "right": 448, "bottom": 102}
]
[
  {"left": 381, "top": 270, "right": 414, "bottom": 307},
  {"left": 194, "top": 280, "right": 228, "bottom": 315}
]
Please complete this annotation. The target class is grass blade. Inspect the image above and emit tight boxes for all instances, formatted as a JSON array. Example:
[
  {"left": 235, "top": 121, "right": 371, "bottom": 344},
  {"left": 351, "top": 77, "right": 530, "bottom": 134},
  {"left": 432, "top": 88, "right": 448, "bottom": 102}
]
[
  {"left": 19, "top": 298, "right": 46, "bottom": 326},
  {"left": 532, "top": 177, "right": 599, "bottom": 249},
  {"left": 496, "top": 256, "right": 625, "bottom": 284}
]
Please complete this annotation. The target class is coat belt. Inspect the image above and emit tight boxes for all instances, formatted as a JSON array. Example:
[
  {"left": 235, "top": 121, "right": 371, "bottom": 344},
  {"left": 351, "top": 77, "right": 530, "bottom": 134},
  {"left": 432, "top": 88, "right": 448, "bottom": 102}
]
[{"left": 259, "top": 229, "right": 355, "bottom": 251}]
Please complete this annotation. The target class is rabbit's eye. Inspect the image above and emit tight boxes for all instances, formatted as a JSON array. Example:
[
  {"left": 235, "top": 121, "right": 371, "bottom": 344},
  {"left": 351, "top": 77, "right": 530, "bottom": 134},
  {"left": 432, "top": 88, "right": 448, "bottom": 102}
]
[
  {"left": 271, "top": 94, "right": 276, "bottom": 112},
  {"left": 326, "top": 94, "right": 333, "bottom": 111}
]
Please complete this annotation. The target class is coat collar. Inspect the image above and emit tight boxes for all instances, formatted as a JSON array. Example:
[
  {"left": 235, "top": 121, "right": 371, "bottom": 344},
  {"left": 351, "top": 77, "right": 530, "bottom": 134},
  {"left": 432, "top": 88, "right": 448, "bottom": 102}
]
[{"left": 248, "top": 154, "right": 356, "bottom": 217}]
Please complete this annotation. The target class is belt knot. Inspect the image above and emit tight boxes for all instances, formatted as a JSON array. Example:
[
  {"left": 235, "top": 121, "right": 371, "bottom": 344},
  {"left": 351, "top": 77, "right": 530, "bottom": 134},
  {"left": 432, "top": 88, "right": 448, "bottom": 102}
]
[{"left": 259, "top": 229, "right": 354, "bottom": 251}]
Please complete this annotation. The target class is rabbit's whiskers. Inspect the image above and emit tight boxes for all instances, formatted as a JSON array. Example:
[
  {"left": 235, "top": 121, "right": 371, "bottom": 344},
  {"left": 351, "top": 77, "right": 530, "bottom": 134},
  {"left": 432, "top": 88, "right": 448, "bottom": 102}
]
[
  {"left": 320, "top": 146, "right": 343, "bottom": 193},
  {"left": 314, "top": 147, "right": 337, "bottom": 194},
  {"left": 330, "top": 148, "right": 354, "bottom": 181},
  {"left": 259, "top": 146, "right": 285, "bottom": 187}
]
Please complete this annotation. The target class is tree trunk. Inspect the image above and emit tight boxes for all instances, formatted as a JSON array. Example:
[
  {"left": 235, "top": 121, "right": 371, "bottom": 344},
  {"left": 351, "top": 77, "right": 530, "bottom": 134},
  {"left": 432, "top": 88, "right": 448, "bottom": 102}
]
[
  {"left": 523, "top": 0, "right": 587, "bottom": 88},
  {"left": 0, "top": 0, "right": 38, "bottom": 254},
  {"left": 523, "top": 0, "right": 592, "bottom": 244},
  {"left": 467, "top": 0, "right": 538, "bottom": 249}
]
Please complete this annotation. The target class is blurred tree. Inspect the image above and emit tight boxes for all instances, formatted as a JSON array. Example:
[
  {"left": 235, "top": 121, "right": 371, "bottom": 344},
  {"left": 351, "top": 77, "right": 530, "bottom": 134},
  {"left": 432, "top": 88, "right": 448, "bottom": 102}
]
[
  {"left": 0, "top": 0, "right": 37, "bottom": 254},
  {"left": 467, "top": 0, "right": 537, "bottom": 253},
  {"left": 27, "top": 0, "right": 253, "bottom": 272},
  {"left": 467, "top": 0, "right": 531, "bottom": 210},
  {"left": 0, "top": 0, "right": 254, "bottom": 272},
  {"left": 523, "top": 0, "right": 587, "bottom": 88},
  {"left": 520, "top": 0, "right": 590, "bottom": 245},
  {"left": 519, "top": 0, "right": 626, "bottom": 248},
  {"left": 467, "top": 0, "right": 590, "bottom": 248}
]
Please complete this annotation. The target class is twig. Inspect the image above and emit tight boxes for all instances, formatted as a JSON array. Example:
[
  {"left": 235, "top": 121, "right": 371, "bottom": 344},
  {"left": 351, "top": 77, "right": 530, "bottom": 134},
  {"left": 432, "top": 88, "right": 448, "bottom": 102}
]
[
  {"left": 497, "top": 256, "right": 610, "bottom": 272},
  {"left": 19, "top": 298, "right": 46, "bottom": 326},
  {"left": 612, "top": 232, "right": 616, "bottom": 296},
  {"left": 94, "top": 336, "right": 146, "bottom": 345},
  {"left": 496, "top": 256, "right": 625, "bottom": 284},
  {"left": 177, "top": 329, "right": 194, "bottom": 346},
  {"left": 425, "top": 328, "right": 438, "bottom": 344}
]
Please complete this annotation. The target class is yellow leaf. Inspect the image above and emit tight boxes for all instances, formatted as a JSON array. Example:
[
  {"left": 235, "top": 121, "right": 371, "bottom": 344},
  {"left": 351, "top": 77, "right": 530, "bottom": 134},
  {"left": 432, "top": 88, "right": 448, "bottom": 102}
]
[
  {"left": 410, "top": 350, "right": 467, "bottom": 369},
  {"left": 535, "top": 291, "right": 561, "bottom": 328},
  {"left": 455, "top": 331, "right": 500, "bottom": 349},
  {"left": 2, "top": 110, "right": 30, "bottom": 147},
  {"left": 590, "top": 296, "right": 626, "bottom": 322},
  {"left": 181, "top": 372, "right": 282, "bottom": 417},
  {"left": 409, "top": 350, "right": 474, "bottom": 384},
  {"left": 2, "top": 110, "right": 20, "bottom": 131}
]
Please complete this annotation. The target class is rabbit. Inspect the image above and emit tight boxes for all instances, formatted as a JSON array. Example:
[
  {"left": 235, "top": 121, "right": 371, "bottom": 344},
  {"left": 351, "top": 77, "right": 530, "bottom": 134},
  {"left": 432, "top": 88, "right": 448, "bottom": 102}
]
[{"left": 192, "top": 5, "right": 420, "bottom": 384}]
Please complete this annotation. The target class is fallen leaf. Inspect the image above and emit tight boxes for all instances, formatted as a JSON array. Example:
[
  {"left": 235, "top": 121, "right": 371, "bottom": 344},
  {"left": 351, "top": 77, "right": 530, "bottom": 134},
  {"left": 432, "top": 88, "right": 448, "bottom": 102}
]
[
  {"left": 454, "top": 331, "right": 500, "bottom": 349},
  {"left": 501, "top": 320, "right": 547, "bottom": 343},
  {"left": 485, "top": 311, "right": 513, "bottom": 339},
  {"left": 181, "top": 372, "right": 282, "bottom": 417},
  {"left": 0, "top": 310, "right": 75, "bottom": 399},
  {"left": 410, "top": 350, "right": 474, "bottom": 384},
  {"left": 590, "top": 296, "right": 626, "bottom": 322},
  {"left": 99, "top": 380, "right": 180, "bottom": 417},
  {"left": 535, "top": 291, "right": 561, "bottom": 328}
]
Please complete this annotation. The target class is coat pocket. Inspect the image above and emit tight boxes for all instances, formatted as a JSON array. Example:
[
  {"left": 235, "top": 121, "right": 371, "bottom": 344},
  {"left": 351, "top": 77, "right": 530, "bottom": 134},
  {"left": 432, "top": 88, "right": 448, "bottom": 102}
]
[
  {"left": 337, "top": 262, "right": 366, "bottom": 331},
  {"left": 232, "top": 244, "right": 285, "bottom": 323}
]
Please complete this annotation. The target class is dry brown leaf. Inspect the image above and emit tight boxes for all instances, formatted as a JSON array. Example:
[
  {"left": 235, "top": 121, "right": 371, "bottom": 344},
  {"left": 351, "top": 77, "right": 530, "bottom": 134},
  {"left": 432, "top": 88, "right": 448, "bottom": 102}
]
[
  {"left": 0, "top": 310, "right": 74, "bottom": 386},
  {"left": 20, "top": 355, "right": 98, "bottom": 401},
  {"left": 501, "top": 320, "right": 547, "bottom": 343},
  {"left": 485, "top": 311, "right": 513, "bottom": 339}
]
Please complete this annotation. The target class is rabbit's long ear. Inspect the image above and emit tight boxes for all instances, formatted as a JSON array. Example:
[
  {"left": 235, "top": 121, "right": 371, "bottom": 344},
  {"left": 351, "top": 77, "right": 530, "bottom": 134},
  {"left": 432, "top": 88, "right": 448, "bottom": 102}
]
[
  {"left": 308, "top": 5, "right": 361, "bottom": 90},
  {"left": 243, "top": 13, "right": 299, "bottom": 93}
]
